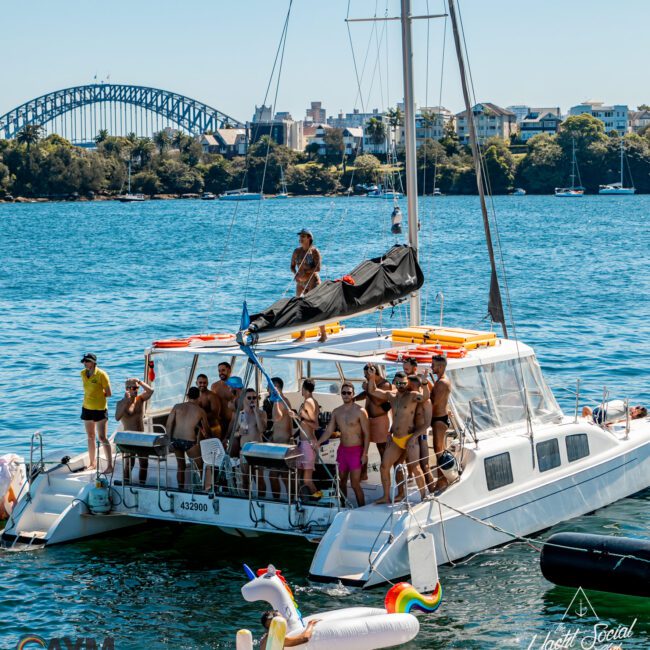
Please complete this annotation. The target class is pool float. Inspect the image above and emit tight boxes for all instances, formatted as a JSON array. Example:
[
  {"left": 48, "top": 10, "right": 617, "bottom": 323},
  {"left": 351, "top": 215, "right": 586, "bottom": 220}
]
[{"left": 238, "top": 563, "right": 436, "bottom": 649}]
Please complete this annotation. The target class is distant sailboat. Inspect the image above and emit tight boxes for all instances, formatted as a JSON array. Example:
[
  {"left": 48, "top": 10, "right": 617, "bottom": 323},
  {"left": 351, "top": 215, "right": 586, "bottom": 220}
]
[
  {"left": 599, "top": 140, "right": 635, "bottom": 195},
  {"left": 275, "top": 166, "right": 289, "bottom": 199},
  {"left": 555, "top": 139, "right": 584, "bottom": 197},
  {"left": 118, "top": 160, "right": 146, "bottom": 202}
]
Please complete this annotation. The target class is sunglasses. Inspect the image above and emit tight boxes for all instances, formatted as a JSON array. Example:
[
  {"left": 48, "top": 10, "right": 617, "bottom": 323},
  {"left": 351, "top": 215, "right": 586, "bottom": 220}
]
[
  {"left": 395, "top": 381, "right": 408, "bottom": 387},
  {"left": 341, "top": 391, "right": 354, "bottom": 396},
  {"left": 246, "top": 396, "right": 257, "bottom": 401},
  {"left": 127, "top": 386, "right": 138, "bottom": 390}
]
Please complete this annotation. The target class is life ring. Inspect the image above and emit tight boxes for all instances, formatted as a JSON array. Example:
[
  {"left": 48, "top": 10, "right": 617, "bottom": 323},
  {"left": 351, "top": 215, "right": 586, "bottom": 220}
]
[
  {"left": 384, "top": 348, "right": 434, "bottom": 363},
  {"left": 152, "top": 338, "right": 190, "bottom": 348}
]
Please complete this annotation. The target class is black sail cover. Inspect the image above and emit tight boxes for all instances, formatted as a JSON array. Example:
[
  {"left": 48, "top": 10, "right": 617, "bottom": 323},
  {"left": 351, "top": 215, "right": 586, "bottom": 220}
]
[{"left": 247, "top": 245, "right": 424, "bottom": 336}]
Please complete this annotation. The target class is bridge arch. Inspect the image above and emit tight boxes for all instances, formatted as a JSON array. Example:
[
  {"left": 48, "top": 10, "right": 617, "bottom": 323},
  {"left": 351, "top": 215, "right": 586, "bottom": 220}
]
[{"left": 0, "top": 83, "right": 245, "bottom": 142}]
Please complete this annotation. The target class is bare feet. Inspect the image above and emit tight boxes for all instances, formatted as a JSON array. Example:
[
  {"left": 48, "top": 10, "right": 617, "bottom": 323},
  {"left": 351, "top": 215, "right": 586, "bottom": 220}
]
[
  {"left": 104, "top": 466, "right": 114, "bottom": 475},
  {"left": 294, "top": 334, "right": 306, "bottom": 343},
  {"left": 87, "top": 462, "right": 97, "bottom": 470},
  {"left": 374, "top": 496, "right": 390, "bottom": 505},
  {"left": 318, "top": 334, "right": 328, "bottom": 343}
]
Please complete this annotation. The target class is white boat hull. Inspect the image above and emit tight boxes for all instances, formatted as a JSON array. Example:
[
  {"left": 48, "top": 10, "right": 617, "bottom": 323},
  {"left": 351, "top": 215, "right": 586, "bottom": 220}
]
[{"left": 598, "top": 187, "right": 635, "bottom": 195}]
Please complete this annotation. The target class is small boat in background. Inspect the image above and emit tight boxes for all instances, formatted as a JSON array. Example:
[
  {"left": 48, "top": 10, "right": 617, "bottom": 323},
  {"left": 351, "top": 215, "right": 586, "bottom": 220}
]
[
  {"left": 555, "top": 138, "right": 584, "bottom": 197},
  {"left": 275, "top": 166, "right": 290, "bottom": 198},
  {"left": 367, "top": 186, "right": 403, "bottom": 199},
  {"left": 511, "top": 187, "right": 526, "bottom": 196},
  {"left": 201, "top": 192, "right": 217, "bottom": 200},
  {"left": 117, "top": 160, "right": 146, "bottom": 202},
  {"left": 599, "top": 140, "right": 635, "bottom": 195},
  {"left": 219, "top": 189, "right": 264, "bottom": 201}
]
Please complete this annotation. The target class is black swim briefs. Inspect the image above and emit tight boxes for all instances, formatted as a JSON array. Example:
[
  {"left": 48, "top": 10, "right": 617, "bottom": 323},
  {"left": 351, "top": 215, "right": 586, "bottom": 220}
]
[
  {"left": 80, "top": 407, "right": 108, "bottom": 422},
  {"left": 431, "top": 415, "right": 450, "bottom": 427},
  {"left": 170, "top": 438, "right": 195, "bottom": 452}
]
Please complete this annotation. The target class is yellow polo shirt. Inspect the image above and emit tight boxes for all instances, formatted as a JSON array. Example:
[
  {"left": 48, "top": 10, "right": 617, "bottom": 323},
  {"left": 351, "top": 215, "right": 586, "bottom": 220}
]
[{"left": 81, "top": 367, "right": 111, "bottom": 410}]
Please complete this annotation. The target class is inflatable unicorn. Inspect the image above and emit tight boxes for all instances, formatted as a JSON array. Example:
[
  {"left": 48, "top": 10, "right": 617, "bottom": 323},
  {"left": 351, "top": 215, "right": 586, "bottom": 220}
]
[{"left": 238, "top": 564, "right": 441, "bottom": 650}]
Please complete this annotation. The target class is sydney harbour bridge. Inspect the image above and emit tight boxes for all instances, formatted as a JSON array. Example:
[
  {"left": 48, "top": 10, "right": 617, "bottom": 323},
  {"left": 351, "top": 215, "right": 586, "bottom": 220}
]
[{"left": 0, "top": 83, "right": 245, "bottom": 144}]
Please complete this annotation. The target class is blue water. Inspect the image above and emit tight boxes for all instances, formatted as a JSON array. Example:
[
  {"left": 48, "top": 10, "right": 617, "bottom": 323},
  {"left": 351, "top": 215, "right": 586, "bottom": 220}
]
[{"left": 1, "top": 195, "right": 649, "bottom": 648}]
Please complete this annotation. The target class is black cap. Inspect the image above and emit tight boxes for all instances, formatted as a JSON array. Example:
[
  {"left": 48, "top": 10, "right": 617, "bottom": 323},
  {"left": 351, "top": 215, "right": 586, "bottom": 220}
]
[
  {"left": 297, "top": 228, "right": 313, "bottom": 238},
  {"left": 81, "top": 353, "right": 97, "bottom": 363}
]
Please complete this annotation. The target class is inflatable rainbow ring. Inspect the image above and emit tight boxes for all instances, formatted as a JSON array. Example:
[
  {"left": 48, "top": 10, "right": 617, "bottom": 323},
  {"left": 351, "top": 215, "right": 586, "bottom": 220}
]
[{"left": 384, "top": 581, "right": 442, "bottom": 614}]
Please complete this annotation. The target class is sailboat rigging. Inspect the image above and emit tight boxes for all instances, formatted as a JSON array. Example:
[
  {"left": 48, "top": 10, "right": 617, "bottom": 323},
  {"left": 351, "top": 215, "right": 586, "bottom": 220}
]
[
  {"left": 599, "top": 139, "right": 635, "bottom": 194},
  {"left": 555, "top": 138, "right": 585, "bottom": 197}
]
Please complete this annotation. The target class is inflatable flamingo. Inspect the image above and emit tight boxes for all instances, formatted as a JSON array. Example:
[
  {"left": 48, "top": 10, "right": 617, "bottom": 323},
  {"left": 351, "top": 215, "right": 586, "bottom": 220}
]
[{"left": 238, "top": 564, "right": 439, "bottom": 649}]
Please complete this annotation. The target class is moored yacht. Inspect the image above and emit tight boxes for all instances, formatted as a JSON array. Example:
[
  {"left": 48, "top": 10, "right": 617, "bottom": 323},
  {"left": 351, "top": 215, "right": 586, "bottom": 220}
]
[
  {"left": 599, "top": 139, "right": 635, "bottom": 195},
  {"left": 219, "top": 188, "right": 264, "bottom": 201},
  {"left": 555, "top": 138, "right": 584, "bottom": 197}
]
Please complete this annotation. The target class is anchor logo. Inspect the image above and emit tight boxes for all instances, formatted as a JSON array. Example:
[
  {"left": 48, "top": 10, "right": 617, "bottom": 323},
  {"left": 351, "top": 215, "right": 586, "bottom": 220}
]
[{"left": 561, "top": 586, "right": 599, "bottom": 621}]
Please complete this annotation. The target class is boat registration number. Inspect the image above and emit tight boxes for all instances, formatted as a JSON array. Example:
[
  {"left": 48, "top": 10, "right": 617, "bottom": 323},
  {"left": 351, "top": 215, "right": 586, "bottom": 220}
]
[{"left": 179, "top": 501, "right": 208, "bottom": 512}]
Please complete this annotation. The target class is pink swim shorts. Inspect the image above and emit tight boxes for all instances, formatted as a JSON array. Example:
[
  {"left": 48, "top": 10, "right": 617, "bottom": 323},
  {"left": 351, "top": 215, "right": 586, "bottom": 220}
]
[
  {"left": 336, "top": 444, "right": 363, "bottom": 474},
  {"left": 297, "top": 440, "right": 316, "bottom": 470}
]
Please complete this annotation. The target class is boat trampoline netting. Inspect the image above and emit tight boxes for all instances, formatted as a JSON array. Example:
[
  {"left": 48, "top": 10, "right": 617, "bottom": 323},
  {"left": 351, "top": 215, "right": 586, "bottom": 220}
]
[{"left": 247, "top": 245, "right": 424, "bottom": 336}]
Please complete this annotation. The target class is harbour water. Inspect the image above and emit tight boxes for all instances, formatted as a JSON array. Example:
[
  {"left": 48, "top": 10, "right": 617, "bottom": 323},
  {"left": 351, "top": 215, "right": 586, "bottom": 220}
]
[{"left": 1, "top": 195, "right": 649, "bottom": 648}]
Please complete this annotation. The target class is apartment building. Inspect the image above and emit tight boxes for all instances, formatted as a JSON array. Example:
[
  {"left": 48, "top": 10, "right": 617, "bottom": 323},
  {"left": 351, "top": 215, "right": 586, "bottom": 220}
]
[
  {"left": 569, "top": 101, "right": 628, "bottom": 133},
  {"left": 455, "top": 103, "right": 517, "bottom": 144}
]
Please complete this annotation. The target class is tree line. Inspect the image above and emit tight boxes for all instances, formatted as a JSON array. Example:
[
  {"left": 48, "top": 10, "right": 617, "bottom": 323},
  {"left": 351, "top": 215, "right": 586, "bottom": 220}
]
[{"left": 2, "top": 114, "right": 650, "bottom": 199}]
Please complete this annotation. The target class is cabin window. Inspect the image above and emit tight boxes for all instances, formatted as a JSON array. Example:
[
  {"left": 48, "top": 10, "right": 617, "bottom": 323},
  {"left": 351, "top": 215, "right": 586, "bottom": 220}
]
[
  {"left": 194, "top": 354, "right": 252, "bottom": 392},
  {"left": 566, "top": 434, "right": 590, "bottom": 462},
  {"left": 484, "top": 452, "right": 514, "bottom": 490},
  {"left": 536, "top": 439, "right": 561, "bottom": 472},
  {"left": 148, "top": 351, "right": 196, "bottom": 412},
  {"left": 304, "top": 360, "right": 344, "bottom": 394},
  {"left": 259, "top": 357, "right": 298, "bottom": 394}
]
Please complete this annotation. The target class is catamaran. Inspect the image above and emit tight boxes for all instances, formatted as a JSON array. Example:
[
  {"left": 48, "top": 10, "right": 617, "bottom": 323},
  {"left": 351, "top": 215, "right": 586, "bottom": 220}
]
[
  {"left": 599, "top": 139, "right": 635, "bottom": 195},
  {"left": 555, "top": 138, "right": 584, "bottom": 197},
  {"left": 4, "top": 0, "right": 650, "bottom": 591}
]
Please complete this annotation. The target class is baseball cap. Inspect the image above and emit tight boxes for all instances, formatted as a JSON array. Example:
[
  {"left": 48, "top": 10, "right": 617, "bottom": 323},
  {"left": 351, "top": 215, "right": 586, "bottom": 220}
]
[
  {"left": 81, "top": 353, "right": 97, "bottom": 363},
  {"left": 297, "top": 228, "right": 313, "bottom": 238},
  {"left": 226, "top": 376, "right": 244, "bottom": 390}
]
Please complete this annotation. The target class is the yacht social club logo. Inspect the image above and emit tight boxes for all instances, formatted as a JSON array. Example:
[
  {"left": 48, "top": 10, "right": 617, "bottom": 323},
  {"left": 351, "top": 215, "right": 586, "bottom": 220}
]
[
  {"left": 16, "top": 635, "right": 114, "bottom": 650},
  {"left": 526, "top": 587, "right": 637, "bottom": 649}
]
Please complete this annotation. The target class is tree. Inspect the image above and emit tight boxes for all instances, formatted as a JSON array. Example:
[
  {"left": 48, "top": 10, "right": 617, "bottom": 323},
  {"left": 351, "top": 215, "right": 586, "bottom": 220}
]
[
  {"left": 439, "top": 120, "right": 461, "bottom": 156},
  {"left": 515, "top": 133, "right": 564, "bottom": 193},
  {"left": 353, "top": 154, "right": 382, "bottom": 184},
  {"left": 131, "top": 138, "right": 155, "bottom": 169},
  {"left": 322, "top": 128, "right": 345, "bottom": 166},
  {"left": 95, "top": 129, "right": 109, "bottom": 145},
  {"left": 285, "top": 164, "right": 340, "bottom": 195},
  {"left": 365, "top": 117, "right": 386, "bottom": 145},
  {"left": 153, "top": 130, "right": 171, "bottom": 155},
  {"left": 386, "top": 107, "right": 404, "bottom": 131},
  {"left": 638, "top": 104, "right": 650, "bottom": 111},
  {"left": 481, "top": 137, "right": 515, "bottom": 194},
  {"left": 16, "top": 124, "right": 43, "bottom": 149},
  {"left": 203, "top": 156, "right": 233, "bottom": 194},
  {"left": 131, "top": 170, "right": 161, "bottom": 195}
]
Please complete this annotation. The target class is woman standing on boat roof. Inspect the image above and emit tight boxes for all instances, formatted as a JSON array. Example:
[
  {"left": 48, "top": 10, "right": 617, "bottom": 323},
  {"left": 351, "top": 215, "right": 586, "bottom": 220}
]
[{"left": 291, "top": 229, "right": 327, "bottom": 343}]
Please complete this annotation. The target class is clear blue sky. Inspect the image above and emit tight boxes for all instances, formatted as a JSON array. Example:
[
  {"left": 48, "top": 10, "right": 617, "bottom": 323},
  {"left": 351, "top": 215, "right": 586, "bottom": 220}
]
[{"left": 2, "top": 0, "right": 649, "bottom": 123}]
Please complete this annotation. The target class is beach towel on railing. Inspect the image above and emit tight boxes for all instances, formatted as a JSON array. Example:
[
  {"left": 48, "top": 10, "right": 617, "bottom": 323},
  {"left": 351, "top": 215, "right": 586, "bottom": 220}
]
[{"left": 246, "top": 245, "right": 424, "bottom": 336}]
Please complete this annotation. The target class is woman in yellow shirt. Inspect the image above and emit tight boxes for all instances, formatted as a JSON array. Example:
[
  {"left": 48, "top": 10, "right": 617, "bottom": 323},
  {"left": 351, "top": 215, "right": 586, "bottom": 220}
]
[{"left": 80, "top": 353, "right": 112, "bottom": 472}]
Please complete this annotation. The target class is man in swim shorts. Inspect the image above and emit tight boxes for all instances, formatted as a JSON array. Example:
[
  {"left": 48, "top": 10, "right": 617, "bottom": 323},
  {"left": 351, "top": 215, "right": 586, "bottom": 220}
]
[
  {"left": 367, "top": 369, "right": 425, "bottom": 504},
  {"left": 430, "top": 355, "right": 452, "bottom": 493},
  {"left": 296, "top": 379, "right": 320, "bottom": 496},
  {"left": 80, "top": 352, "right": 113, "bottom": 473},
  {"left": 196, "top": 374, "right": 222, "bottom": 439},
  {"left": 115, "top": 377, "right": 153, "bottom": 485},
  {"left": 582, "top": 404, "right": 647, "bottom": 425},
  {"left": 166, "top": 386, "right": 210, "bottom": 489},
  {"left": 211, "top": 361, "right": 235, "bottom": 434},
  {"left": 269, "top": 377, "right": 294, "bottom": 499},
  {"left": 291, "top": 228, "right": 327, "bottom": 343},
  {"left": 319, "top": 383, "right": 369, "bottom": 507},
  {"left": 234, "top": 388, "right": 267, "bottom": 494},
  {"left": 406, "top": 374, "right": 436, "bottom": 494}
]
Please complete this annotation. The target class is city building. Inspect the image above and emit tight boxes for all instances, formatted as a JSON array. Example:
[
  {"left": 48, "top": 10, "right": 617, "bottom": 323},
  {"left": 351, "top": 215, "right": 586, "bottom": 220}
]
[
  {"left": 304, "top": 123, "right": 331, "bottom": 156},
  {"left": 342, "top": 127, "right": 363, "bottom": 157},
  {"left": 305, "top": 101, "right": 326, "bottom": 124},
  {"left": 569, "top": 101, "right": 628, "bottom": 133},
  {"left": 399, "top": 106, "right": 454, "bottom": 146},
  {"left": 506, "top": 105, "right": 532, "bottom": 124},
  {"left": 252, "top": 104, "right": 273, "bottom": 123},
  {"left": 327, "top": 108, "right": 382, "bottom": 129},
  {"left": 455, "top": 103, "right": 517, "bottom": 144},
  {"left": 518, "top": 107, "right": 563, "bottom": 142},
  {"left": 628, "top": 109, "right": 650, "bottom": 133}
]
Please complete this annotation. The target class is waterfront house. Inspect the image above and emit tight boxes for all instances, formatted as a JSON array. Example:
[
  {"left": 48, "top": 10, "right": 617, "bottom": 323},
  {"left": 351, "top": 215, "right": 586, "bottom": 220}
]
[
  {"left": 569, "top": 101, "right": 628, "bottom": 134},
  {"left": 342, "top": 127, "right": 363, "bottom": 157},
  {"left": 628, "top": 109, "right": 650, "bottom": 134},
  {"left": 455, "top": 103, "right": 517, "bottom": 144},
  {"left": 200, "top": 130, "right": 247, "bottom": 157},
  {"left": 519, "top": 107, "right": 563, "bottom": 142}
]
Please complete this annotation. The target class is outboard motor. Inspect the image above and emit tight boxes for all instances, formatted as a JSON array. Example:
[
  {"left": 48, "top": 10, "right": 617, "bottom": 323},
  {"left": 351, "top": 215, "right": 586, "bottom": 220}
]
[
  {"left": 391, "top": 206, "right": 403, "bottom": 234},
  {"left": 88, "top": 477, "right": 111, "bottom": 515}
]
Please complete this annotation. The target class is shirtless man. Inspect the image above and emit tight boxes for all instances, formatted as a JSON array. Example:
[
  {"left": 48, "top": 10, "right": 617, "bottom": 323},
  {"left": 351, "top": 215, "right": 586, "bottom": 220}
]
[
  {"left": 291, "top": 229, "right": 327, "bottom": 343},
  {"left": 402, "top": 357, "right": 418, "bottom": 378},
  {"left": 296, "top": 379, "right": 320, "bottom": 496},
  {"left": 355, "top": 364, "right": 391, "bottom": 480},
  {"left": 165, "top": 386, "right": 210, "bottom": 489},
  {"left": 115, "top": 378, "right": 153, "bottom": 485},
  {"left": 233, "top": 388, "right": 267, "bottom": 493},
  {"left": 196, "top": 374, "right": 222, "bottom": 439},
  {"left": 430, "top": 355, "right": 452, "bottom": 493},
  {"left": 210, "top": 361, "right": 235, "bottom": 435},
  {"left": 269, "top": 377, "right": 294, "bottom": 499},
  {"left": 367, "top": 369, "right": 426, "bottom": 504},
  {"left": 319, "top": 383, "right": 369, "bottom": 507},
  {"left": 406, "top": 374, "right": 436, "bottom": 494}
]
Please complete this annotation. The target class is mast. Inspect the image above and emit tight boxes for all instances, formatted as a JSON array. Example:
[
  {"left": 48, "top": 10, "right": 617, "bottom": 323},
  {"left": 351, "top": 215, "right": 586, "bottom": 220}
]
[
  {"left": 400, "top": 0, "right": 421, "bottom": 326},
  {"left": 447, "top": 0, "right": 507, "bottom": 337},
  {"left": 620, "top": 138, "right": 624, "bottom": 186},
  {"left": 571, "top": 138, "right": 577, "bottom": 189}
]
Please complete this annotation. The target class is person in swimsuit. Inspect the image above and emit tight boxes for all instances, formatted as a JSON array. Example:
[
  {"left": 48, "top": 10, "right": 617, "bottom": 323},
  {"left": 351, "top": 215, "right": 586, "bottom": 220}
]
[
  {"left": 402, "top": 357, "right": 418, "bottom": 377},
  {"left": 80, "top": 352, "right": 113, "bottom": 472},
  {"left": 291, "top": 228, "right": 327, "bottom": 343},
  {"left": 233, "top": 388, "right": 267, "bottom": 494},
  {"left": 269, "top": 377, "right": 294, "bottom": 499},
  {"left": 165, "top": 386, "right": 210, "bottom": 489},
  {"left": 367, "top": 369, "right": 426, "bottom": 504},
  {"left": 115, "top": 377, "right": 153, "bottom": 485},
  {"left": 430, "top": 355, "right": 452, "bottom": 493},
  {"left": 406, "top": 374, "right": 436, "bottom": 494},
  {"left": 355, "top": 364, "right": 391, "bottom": 479},
  {"left": 210, "top": 361, "right": 235, "bottom": 435},
  {"left": 318, "top": 383, "right": 369, "bottom": 507},
  {"left": 296, "top": 379, "right": 320, "bottom": 496},
  {"left": 196, "top": 374, "right": 222, "bottom": 439},
  {"left": 259, "top": 610, "right": 320, "bottom": 650}
]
